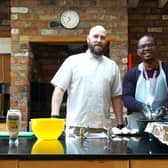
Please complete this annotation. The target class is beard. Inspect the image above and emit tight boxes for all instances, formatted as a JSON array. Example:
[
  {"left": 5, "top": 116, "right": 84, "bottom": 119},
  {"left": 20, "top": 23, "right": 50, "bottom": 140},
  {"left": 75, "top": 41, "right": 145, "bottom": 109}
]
[{"left": 88, "top": 43, "right": 105, "bottom": 56}]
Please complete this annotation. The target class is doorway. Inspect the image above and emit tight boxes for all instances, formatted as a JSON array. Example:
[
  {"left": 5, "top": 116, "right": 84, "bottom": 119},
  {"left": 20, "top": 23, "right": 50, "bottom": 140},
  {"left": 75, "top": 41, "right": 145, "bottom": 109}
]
[{"left": 29, "top": 42, "right": 87, "bottom": 119}]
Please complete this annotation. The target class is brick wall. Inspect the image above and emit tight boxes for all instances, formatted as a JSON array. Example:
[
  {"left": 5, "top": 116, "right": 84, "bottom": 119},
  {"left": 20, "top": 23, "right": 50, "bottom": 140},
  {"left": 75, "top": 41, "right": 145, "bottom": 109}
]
[
  {"left": 128, "top": 0, "right": 168, "bottom": 67},
  {"left": 4, "top": 0, "right": 168, "bottom": 130},
  {"left": 10, "top": 0, "right": 128, "bottom": 129}
]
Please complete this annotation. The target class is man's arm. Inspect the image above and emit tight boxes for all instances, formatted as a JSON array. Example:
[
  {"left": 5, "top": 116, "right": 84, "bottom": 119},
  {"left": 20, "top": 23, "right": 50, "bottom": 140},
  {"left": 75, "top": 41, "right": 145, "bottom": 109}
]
[
  {"left": 51, "top": 86, "right": 65, "bottom": 117},
  {"left": 112, "top": 95, "right": 124, "bottom": 125},
  {"left": 122, "top": 68, "right": 142, "bottom": 113}
]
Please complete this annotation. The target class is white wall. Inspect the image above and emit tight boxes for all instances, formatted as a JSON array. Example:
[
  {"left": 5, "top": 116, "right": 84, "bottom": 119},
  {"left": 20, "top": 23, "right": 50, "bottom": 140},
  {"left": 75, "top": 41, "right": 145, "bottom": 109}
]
[{"left": 0, "top": 38, "right": 11, "bottom": 53}]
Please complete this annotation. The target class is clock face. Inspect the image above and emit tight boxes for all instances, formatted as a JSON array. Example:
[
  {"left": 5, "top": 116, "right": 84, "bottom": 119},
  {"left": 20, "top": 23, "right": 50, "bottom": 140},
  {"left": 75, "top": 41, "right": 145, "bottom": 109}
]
[{"left": 60, "top": 10, "right": 80, "bottom": 29}]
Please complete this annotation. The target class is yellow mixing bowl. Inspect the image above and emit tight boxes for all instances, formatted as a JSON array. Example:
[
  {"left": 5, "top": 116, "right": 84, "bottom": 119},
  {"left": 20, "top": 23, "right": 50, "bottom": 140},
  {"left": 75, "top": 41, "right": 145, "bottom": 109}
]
[
  {"left": 31, "top": 139, "right": 64, "bottom": 154},
  {"left": 31, "top": 118, "right": 65, "bottom": 140}
]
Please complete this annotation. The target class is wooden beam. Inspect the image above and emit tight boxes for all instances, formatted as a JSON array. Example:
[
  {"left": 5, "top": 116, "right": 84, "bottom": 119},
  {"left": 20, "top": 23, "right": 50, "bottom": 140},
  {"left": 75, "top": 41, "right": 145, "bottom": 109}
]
[
  {"left": 26, "top": 36, "right": 86, "bottom": 42},
  {"left": 19, "top": 36, "right": 118, "bottom": 43},
  {"left": 158, "top": 0, "right": 168, "bottom": 8},
  {"left": 127, "top": 0, "right": 139, "bottom": 8}
]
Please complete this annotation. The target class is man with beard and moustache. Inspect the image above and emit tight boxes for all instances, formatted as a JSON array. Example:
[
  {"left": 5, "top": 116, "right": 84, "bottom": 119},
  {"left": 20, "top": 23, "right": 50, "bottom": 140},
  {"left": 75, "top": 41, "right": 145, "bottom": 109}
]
[
  {"left": 51, "top": 25, "right": 124, "bottom": 137},
  {"left": 122, "top": 34, "right": 168, "bottom": 134}
]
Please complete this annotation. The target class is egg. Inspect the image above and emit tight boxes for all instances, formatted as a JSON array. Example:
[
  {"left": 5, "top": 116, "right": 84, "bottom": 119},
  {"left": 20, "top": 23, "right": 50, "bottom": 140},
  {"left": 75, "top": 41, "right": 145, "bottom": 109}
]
[{"left": 111, "top": 127, "right": 122, "bottom": 135}]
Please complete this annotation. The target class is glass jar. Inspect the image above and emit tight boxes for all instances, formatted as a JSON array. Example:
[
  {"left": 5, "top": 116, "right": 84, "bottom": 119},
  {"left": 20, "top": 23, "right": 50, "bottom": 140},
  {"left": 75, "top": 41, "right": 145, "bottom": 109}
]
[{"left": 6, "top": 109, "right": 22, "bottom": 145}]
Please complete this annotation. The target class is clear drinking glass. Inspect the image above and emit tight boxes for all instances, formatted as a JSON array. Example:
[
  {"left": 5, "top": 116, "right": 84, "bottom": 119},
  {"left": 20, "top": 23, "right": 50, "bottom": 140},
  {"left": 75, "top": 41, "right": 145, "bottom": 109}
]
[{"left": 6, "top": 109, "right": 22, "bottom": 145}]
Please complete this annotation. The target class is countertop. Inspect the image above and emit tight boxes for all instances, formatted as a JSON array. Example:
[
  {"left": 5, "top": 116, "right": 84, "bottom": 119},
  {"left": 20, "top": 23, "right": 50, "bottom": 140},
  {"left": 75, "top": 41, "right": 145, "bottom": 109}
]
[{"left": 0, "top": 133, "right": 168, "bottom": 160}]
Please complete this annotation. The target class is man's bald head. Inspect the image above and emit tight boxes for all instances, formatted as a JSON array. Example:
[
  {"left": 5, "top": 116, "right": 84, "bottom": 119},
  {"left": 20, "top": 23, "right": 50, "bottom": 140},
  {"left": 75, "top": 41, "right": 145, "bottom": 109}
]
[
  {"left": 88, "top": 25, "right": 107, "bottom": 38},
  {"left": 87, "top": 25, "right": 107, "bottom": 56}
]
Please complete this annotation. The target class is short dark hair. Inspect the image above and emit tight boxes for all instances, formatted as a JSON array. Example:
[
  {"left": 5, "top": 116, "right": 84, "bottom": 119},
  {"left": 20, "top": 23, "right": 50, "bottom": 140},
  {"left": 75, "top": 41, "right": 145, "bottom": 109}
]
[{"left": 137, "top": 34, "right": 157, "bottom": 48}]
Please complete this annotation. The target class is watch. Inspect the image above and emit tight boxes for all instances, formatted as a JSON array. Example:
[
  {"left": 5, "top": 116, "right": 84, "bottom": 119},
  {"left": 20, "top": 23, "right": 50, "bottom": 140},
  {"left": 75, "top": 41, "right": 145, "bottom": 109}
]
[{"left": 60, "top": 10, "right": 80, "bottom": 29}]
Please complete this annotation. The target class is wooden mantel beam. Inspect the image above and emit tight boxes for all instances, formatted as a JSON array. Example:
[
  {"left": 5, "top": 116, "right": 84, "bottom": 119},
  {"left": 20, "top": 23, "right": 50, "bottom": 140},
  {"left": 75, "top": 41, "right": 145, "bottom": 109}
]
[
  {"left": 127, "top": 0, "right": 139, "bottom": 8},
  {"left": 19, "top": 35, "right": 118, "bottom": 43},
  {"left": 158, "top": 0, "right": 168, "bottom": 8}
]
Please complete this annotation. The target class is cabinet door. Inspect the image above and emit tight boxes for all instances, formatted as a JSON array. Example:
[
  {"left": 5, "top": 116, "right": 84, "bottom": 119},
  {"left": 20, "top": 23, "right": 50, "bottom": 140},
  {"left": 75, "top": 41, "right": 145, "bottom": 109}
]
[
  {"left": 131, "top": 160, "right": 168, "bottom": 168},
  {"left": 19, "top": 160, "right": 129, "bottom": 168},
  {"left": 1, "top": 160, "right": 17, "bottom": 168},
  {"left": 0, "top": 54, "right": 10, "bottom": 83},
  {"left": 0, "top": 123, "right": 7, "bottom": 131}
]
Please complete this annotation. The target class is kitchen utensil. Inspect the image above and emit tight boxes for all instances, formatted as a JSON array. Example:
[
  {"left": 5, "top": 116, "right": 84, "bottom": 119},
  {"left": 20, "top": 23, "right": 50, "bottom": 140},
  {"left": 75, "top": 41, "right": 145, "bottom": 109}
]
[
  {"left": 31, "top": 118, "right": 64, "bottom": 140},
  {"left": 0, "top": 131, "right": 34, "bottom": 137}
]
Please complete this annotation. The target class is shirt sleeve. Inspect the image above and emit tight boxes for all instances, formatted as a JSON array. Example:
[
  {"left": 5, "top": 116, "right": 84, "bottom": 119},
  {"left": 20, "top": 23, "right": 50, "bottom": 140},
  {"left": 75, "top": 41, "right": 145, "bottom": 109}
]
[
  {"left": 122, "top": 68, "right": 143, "bottom": 114},
  {"left": 111, "top": 63, "right": 122, "bottom": 97},
  {"left": 51, "top": 56, "right": 72, "bottom": 91}
]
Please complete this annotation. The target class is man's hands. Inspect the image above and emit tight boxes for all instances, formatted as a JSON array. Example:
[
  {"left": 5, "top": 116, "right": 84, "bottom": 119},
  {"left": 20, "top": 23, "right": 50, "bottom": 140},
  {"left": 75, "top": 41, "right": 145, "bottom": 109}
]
[
  {"left": 152, "top": 106, "right": 167, "bottom": 120},
  {"left": 142, "top": 104, "right": 167, "bottom": 120},
  {"left": 116, "top": 124, "right": 124, "bottom": 129},
  {"left": 142, "top": 104, "right": 153, "bottom": 120}
]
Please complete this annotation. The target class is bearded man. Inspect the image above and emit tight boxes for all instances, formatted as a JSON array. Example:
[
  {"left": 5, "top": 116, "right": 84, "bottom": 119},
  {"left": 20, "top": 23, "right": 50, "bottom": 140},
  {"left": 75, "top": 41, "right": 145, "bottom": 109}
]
[{"left": 51, "top": 25, "right": 123, "bottom": 136}]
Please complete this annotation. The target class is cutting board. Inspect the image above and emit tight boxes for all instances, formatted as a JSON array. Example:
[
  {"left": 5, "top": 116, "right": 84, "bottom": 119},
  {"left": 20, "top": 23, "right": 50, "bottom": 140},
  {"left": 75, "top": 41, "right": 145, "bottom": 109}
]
[{"left": 0, "top": 131, "right": 34, "bottom": 138}]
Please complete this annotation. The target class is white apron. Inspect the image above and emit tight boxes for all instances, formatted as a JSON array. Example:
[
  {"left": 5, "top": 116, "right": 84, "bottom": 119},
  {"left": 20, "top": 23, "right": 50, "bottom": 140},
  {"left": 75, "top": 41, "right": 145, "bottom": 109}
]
[{"left": 127, "top": 61, "right": 168, "bottom": 132}]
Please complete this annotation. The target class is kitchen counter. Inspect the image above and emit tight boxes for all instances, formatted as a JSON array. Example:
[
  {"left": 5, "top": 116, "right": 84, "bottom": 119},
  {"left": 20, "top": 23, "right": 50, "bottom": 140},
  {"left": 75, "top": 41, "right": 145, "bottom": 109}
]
[{"left": 0, "top": 133, "right": 168, "bottom": 160}]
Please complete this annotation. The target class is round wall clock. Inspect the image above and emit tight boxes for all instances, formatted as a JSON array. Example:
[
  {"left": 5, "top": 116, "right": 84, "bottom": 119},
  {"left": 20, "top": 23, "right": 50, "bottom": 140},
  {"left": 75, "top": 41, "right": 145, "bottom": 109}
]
[{"left": 60, "top": 10, "right": 80, "bottom": 29}]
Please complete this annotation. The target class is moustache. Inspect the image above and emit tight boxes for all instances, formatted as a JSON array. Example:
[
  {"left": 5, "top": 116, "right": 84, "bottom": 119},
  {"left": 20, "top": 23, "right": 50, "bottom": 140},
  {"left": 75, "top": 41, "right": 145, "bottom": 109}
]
[{"left": 94, "top": 44, "right": 103, "bottom": 48}]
